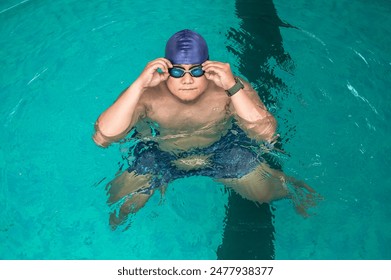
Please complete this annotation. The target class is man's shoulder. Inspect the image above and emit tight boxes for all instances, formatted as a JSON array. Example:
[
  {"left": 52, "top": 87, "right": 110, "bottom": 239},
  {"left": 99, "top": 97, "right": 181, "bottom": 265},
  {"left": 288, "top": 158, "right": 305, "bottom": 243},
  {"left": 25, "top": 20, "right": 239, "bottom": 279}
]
[
  {"left": 138, "top": 84, "right": 177, "bottom": 118},
  {"left": 204, "top": 83, "right": 231, "bottom": 103}
]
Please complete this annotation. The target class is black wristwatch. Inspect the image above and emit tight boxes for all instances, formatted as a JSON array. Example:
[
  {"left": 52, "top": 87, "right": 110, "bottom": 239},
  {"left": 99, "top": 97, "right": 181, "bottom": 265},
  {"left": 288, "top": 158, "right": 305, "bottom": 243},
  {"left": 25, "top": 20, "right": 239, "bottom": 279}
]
[{"left": 225, "top": 76, "right": 244, "bottom": 96}]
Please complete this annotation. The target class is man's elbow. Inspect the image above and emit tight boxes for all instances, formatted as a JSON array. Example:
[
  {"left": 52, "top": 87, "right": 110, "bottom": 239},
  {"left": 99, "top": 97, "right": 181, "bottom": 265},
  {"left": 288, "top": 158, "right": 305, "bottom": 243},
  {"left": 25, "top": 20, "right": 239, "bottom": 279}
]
[
  {"left": 92, "top": 132, "right": 110, "bottom": 148},
  {"left": 269, "top": 117, "right": 277, "bottom": 135},
  {"left": 262, "top": 116, "right": 277, "bottom": 142}
]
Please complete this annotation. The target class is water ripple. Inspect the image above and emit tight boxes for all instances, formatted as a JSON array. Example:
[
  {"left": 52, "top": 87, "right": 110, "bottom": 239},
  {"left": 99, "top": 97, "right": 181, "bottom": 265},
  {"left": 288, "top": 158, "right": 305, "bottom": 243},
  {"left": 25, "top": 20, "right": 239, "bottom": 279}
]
[
  {"left": 346, "top": 81, "right": 379, "bottom": 115},
  {"left": 5, "top": 98, "right": 23, "bottom": 127},
  {"left": 0, "top": 0, "right": 31, "bottom": 15},
  {"left": 27, "top": 68, "right": 48, "bottom": 85},
  {"left": 351, "top": 48, "right": 369, "bottom": 66},
  {"left": 91, "top": 21, "right": 117, "bottom": 32}
]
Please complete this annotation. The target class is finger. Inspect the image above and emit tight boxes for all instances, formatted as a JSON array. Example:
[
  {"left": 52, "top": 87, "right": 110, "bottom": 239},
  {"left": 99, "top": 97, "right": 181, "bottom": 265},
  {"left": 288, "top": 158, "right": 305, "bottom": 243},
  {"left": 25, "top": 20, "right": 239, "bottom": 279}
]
[
  {"left": 204, "top": 72, "right": 220, "bottom": 83},
  {"left": 148, "top": 61, "right": 170, "bottom": 73},
  {"left": 151, "top": 58, "right": 172, "bottom": 70},
  {"left": 155, "top": 58, "right": 173, "bottom": 69},
  {"left": 159, "top": 72, "right": 170, "bottom": 82},
  {"left": 160, "top": 58, "right": 173, "bottom": 68},
  {"left": 148, "top": 58, "right": 170, "bottom": 69},
  {"left": 202, "top": 62, "right": 227, "bottom": 71},
  {"left": 203, "top": 61, "right": 232, "bottom": 74},
  {"left": 151, "top": 57, "right": 170, "bottom": 64},
  {"left": 204, "top": 72, "right": 214, "bottom": 80},
  {"left": 202, "top": 65, "right": 226, "bottom": 76},
  {"left": 202, "top": 60, "right": 223, "bottom": 66}
]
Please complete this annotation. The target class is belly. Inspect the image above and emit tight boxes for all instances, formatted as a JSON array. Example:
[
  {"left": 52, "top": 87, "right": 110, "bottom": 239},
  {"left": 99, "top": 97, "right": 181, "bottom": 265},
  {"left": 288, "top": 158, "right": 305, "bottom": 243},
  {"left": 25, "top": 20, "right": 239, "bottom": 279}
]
[
  {"left": 136, "top": 117, "right": 232, "bottom": 152},
  {"left": 157, "top": 133, "right": 223, "bottom": 152}
]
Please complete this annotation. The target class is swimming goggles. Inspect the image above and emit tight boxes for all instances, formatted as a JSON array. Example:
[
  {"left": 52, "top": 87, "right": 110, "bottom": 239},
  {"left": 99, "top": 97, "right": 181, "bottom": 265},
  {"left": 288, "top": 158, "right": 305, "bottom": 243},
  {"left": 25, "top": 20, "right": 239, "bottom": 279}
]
[{"left": 168, "top": 65, "right": 204, "bottom": 78}]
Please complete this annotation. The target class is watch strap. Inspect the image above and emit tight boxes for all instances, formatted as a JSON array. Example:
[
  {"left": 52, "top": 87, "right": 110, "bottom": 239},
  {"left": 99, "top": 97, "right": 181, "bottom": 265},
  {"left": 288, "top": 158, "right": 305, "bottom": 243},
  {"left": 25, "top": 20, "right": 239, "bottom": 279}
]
[{"left": 225, "top": 76, "right": 244, "bottom": 96}]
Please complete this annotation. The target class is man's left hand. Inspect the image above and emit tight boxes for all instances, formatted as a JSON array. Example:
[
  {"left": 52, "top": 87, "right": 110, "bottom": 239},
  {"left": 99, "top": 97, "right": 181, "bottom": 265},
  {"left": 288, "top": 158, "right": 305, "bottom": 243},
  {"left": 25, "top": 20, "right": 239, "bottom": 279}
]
[{"left": 202, "top": 61, "right": 236, "bottom": 91}]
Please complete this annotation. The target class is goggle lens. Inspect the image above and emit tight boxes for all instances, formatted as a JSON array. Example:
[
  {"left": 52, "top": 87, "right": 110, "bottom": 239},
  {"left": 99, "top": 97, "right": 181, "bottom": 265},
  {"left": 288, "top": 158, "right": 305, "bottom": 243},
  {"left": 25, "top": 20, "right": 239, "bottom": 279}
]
[{"left": 169, "top": 66, "right": 204, "bottom": 78}]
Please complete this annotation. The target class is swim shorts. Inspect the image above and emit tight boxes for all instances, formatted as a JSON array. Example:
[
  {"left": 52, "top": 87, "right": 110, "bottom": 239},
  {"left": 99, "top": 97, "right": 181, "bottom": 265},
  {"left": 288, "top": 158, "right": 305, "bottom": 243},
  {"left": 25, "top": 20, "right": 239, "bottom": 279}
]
[{"left": 125, "top": 127, "right": 264, "bottom": 193}]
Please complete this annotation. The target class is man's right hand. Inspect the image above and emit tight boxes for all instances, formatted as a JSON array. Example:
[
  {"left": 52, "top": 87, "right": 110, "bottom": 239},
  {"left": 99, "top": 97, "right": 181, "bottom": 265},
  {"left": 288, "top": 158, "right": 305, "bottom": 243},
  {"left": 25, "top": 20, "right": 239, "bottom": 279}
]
[{"left": 137, "top": 58, "right": 173, "bottom": 90}]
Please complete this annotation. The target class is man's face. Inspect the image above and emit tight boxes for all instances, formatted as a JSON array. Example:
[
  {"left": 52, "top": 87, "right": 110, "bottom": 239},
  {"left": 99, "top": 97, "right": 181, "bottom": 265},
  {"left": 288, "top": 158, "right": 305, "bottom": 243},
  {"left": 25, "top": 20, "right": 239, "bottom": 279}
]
[{"left": 166, "top": 64, "right": 209, "bottom": 102}]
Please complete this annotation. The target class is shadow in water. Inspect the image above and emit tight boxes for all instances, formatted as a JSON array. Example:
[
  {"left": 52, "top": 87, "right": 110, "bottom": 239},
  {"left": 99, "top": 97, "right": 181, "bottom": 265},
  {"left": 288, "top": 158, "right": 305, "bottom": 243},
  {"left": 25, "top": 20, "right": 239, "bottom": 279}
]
[
  {"left": 217, "top": 0, "right": 295, "bottom": 260},
  {"left": 227, "top": 0, "right": 296, "bottom": 106}
]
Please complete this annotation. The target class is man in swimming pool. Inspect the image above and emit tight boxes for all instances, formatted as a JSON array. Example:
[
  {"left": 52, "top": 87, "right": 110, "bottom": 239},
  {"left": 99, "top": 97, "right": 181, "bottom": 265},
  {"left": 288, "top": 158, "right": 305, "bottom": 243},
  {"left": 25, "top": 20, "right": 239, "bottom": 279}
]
[{"left": 93, "top": 29, "right": 318, "bottom": 228}]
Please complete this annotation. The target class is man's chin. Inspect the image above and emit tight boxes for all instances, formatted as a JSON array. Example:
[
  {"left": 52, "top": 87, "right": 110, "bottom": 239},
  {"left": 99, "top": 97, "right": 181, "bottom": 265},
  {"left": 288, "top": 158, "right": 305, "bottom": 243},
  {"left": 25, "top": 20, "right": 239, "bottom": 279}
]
[{"left": 174, "top": 93, "right": 201, "bottom": 103}]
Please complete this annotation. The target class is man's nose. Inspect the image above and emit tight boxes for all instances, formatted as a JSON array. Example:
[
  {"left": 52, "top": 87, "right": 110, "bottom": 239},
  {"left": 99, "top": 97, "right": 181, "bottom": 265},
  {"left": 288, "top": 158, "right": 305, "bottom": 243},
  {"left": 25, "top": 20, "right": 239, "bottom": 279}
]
[{"left": 182, "top": 72, "right": 194, "bottom": 83}]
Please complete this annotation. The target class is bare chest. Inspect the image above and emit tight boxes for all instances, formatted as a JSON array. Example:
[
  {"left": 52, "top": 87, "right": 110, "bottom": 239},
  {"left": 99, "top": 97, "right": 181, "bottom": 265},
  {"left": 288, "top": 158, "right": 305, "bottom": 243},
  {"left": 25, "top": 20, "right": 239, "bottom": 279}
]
[{"left": 146, "top": 95, "right": 230, "bottom": 132}]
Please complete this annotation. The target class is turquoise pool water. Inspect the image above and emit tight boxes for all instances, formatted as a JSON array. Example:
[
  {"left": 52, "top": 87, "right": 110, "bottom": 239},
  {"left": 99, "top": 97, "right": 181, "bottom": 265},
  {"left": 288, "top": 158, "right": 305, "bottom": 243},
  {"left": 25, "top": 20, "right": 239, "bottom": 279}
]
[{"left": 0, "top": 0, "right": 390, "bottom": 259}]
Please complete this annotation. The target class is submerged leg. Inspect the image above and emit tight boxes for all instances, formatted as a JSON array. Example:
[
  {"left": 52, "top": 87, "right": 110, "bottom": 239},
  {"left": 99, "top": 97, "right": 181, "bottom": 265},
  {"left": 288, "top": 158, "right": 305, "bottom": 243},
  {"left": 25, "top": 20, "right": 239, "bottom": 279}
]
[
  {"left": 217, "top": 162, "right": 322, "bottom": 216},
  {"left": 109, "top": 192, "right": 153, "bottom": 230},
  {"left": 106, "top": 170, "right": 155, "bottom": 229},
  {"left": 106, "top": 170, "right": 153, "bottom": 204}
]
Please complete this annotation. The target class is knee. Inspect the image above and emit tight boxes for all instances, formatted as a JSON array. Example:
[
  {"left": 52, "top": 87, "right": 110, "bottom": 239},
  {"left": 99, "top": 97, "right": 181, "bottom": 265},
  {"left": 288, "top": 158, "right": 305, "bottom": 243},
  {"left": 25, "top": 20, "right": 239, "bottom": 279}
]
[
  {"left": 249, "top": 190, "right": 273, "bottom": 203},
  {"left": 231, "top": 183, "right": 273, "bottom": 203}
]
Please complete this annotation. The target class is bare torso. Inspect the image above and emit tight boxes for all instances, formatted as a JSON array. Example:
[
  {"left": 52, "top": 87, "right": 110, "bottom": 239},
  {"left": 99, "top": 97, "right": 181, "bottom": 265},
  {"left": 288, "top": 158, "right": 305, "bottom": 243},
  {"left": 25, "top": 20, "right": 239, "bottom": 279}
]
[{"left": 136, "top": 82, "right": 233, "bottom": 152}]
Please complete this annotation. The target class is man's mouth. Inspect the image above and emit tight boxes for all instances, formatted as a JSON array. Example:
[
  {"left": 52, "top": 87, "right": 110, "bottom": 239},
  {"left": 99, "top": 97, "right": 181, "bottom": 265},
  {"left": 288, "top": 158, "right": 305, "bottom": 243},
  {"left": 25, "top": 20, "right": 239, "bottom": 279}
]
[{"left": 180, "top": 88, "right": 197, "bottom": 91}]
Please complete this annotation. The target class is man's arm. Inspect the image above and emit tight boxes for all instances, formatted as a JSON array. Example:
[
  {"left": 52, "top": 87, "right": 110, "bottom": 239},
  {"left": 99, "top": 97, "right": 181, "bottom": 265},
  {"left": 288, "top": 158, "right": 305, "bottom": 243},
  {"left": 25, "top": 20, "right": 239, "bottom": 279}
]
[
  {"left": 229, "top": 78, "right": 277, "bottom": 142},
  {"left": 93, "top": 80, "right": 146, "bottom": 147},
  {"left": 202, "top": 61, "right": 277, "bottom": 142},
  {"left": 93, "top": 58, "right": 172, "bottom": 147}
]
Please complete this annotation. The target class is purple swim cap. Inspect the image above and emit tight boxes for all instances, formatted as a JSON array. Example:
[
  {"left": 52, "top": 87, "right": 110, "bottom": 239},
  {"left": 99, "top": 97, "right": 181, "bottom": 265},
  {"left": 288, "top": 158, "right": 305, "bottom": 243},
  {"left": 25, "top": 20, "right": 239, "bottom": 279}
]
[{"left": 165, "top": 29, "right": 209, "bottom": 64}]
